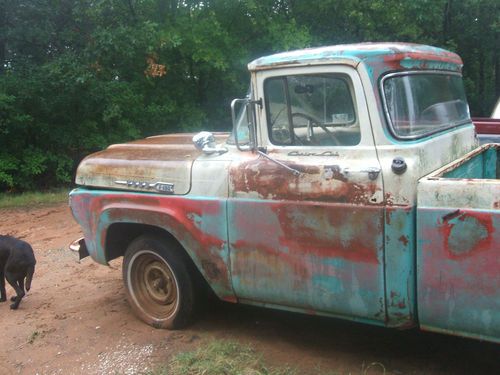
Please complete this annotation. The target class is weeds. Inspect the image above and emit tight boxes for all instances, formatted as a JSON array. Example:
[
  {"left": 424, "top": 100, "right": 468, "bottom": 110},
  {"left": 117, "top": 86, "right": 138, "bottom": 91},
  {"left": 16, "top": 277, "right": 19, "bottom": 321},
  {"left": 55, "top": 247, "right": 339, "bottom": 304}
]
[
  {"left": 27, "top": 331, "right": 40, "bottom": 345},
  {"left": 151, "top": 339, "right": 295, "bottom": 375},
  {"left": 0, "top": 188, "right": 69, "bottom": 209},
  {"left": 149, "top": 339, "right": 389, "bottom": 375}
]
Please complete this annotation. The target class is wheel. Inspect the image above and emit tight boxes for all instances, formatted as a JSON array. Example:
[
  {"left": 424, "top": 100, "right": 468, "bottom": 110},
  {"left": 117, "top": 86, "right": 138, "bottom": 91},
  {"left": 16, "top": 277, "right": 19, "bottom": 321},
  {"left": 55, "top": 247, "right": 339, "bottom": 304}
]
[{"left": 123, "top": 235, "right": 196, "bottom": 329}]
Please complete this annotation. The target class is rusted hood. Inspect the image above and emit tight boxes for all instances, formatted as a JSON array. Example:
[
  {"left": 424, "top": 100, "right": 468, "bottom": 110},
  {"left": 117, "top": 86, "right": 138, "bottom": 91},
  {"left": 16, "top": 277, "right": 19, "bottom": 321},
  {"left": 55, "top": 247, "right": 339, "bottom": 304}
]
[{"left": 75, "top": 133, "right": 228, "bottom": 195}]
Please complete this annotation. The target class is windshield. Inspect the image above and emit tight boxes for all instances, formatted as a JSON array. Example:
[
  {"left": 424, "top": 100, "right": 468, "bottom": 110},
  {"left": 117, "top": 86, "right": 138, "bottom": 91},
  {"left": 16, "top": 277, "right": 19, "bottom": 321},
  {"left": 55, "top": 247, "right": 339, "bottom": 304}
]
[{"left": 382, "top": 73, "right": 470, "bottom": 139}]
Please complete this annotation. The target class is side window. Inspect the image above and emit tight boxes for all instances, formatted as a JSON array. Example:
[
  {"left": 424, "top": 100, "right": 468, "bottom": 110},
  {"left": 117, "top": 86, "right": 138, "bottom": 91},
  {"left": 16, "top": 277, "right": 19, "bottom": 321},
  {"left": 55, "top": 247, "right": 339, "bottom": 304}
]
[{"left": 265, "top": 74, "right": 360, "bottom": 146}]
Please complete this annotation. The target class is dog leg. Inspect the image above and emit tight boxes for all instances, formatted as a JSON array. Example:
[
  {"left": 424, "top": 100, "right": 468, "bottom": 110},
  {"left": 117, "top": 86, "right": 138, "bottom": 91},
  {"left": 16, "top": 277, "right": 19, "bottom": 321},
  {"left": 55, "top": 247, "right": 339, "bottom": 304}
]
[
  {"left": 5, "top": 272, "right": 24, "bottom": 310},
  {"left": 0, "top": 269, "right": 6, "bottom": 302},
  {"left": 10, "top": 277, "right": 25, "bottom": 302}
]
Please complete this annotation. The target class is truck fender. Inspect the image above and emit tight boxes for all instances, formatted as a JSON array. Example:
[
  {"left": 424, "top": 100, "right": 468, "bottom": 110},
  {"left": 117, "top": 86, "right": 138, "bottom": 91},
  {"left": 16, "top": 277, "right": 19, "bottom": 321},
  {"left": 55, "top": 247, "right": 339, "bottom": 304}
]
[{"left": 80, "top": 195, "right": 236, "bottom": 303}]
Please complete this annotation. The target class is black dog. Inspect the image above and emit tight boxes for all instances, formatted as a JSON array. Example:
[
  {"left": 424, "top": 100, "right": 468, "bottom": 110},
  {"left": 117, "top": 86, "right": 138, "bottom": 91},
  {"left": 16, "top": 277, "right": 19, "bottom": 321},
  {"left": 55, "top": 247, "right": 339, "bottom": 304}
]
[{"left": 0, "top": 235, "right": 36, "bottom": 309}]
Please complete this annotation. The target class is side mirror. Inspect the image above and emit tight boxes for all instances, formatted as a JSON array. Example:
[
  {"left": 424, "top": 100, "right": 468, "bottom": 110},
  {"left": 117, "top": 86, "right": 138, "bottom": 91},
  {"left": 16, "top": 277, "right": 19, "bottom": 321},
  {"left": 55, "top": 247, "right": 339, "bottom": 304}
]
[
  {"left": 192, "top": 131, "right": 228, "bottom": 155},
  {"left": 231, "top": 98, "right": 258, "bottom": 151}
]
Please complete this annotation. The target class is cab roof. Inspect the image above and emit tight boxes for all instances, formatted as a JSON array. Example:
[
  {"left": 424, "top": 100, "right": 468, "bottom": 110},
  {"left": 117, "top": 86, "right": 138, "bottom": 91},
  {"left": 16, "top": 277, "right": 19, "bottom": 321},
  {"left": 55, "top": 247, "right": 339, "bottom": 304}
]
[{"left": 248, "top": 42, "right": 463, "bottom": 73}]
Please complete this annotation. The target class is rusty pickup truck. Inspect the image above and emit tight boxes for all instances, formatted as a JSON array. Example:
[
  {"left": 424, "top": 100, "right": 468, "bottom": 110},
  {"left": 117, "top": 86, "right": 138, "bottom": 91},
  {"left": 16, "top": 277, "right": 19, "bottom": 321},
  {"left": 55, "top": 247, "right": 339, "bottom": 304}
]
[{"left": 69, "top": 43, "right": 499, "bottom": 343}]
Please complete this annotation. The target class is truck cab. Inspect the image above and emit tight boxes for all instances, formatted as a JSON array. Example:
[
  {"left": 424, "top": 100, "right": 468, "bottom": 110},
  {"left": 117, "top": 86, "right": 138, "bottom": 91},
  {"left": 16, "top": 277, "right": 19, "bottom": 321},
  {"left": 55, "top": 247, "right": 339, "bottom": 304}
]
[{"left": 70, "top": 43, "right": 499, "bottom": 342}]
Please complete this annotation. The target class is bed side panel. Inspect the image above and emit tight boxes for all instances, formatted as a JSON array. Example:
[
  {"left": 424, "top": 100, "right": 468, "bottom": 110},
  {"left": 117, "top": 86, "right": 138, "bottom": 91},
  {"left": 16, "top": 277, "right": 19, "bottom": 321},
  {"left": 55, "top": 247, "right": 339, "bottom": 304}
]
[{"left": 417, "top": 175, "right": 500, "bottom": 343}]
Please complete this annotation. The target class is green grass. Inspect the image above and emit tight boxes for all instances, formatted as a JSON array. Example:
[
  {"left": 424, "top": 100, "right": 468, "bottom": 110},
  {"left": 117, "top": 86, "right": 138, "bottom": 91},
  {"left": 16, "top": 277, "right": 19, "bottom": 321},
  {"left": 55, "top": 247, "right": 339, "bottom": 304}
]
[
  {"left": 27, "top": 331, "right": 40, "bottom": 345},
  {"left": 150, "top": 339, "right": 388, "bottom": 375},
  {"left": 0, "top": 188, "right": 69, "bottom": 209},
  {"left": 151, "top": 340, "right": 295, "bottom": 375}
]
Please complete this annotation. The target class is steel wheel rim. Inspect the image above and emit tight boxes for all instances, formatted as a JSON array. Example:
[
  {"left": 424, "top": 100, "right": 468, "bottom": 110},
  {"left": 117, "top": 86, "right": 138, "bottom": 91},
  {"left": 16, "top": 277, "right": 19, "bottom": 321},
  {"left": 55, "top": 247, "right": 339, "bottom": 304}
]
[{"left": 128, "top": 250, "right": 179, "bottom": 321}]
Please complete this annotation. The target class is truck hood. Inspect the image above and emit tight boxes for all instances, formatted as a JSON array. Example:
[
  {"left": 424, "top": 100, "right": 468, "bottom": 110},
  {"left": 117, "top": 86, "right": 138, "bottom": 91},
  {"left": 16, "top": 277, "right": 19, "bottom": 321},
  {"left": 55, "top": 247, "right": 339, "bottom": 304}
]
[{"left": 75, "top": 133, "right": 229, "bottom": 195}]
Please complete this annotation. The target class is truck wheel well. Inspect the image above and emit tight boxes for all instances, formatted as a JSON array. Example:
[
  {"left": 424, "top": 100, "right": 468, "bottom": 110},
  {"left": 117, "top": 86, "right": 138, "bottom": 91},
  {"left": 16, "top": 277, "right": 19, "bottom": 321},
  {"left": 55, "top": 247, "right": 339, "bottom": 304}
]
[{"left": 105, "top": 223, "right": 211, "bottom": 294}]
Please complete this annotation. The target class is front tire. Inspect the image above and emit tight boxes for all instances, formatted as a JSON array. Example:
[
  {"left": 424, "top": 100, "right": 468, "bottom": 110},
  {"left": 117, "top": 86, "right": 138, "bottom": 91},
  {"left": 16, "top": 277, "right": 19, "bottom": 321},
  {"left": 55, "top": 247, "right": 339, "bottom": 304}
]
[{"left": 123, "top": 235, "right": 196, "bottom": 329}]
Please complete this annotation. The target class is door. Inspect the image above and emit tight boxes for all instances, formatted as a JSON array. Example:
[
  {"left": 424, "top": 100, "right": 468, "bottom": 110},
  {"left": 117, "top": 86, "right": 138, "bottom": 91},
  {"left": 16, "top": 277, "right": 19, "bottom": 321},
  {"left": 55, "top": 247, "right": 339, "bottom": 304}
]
[{"left": 228, "top": 66, "right": 386, "bottom": 322}]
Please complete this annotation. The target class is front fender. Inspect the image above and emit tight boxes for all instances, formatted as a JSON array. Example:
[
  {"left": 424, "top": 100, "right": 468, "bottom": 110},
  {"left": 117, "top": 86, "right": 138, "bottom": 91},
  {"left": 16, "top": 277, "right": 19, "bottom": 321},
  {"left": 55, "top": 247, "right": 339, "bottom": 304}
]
[{"left": 69, "top": 188, "right": 235, "bottom": 301}]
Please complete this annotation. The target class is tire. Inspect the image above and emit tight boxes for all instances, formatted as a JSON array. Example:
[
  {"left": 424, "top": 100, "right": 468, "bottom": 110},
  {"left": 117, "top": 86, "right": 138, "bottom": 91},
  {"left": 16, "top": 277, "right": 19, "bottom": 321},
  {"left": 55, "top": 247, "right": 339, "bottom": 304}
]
[{"left": 123, "top": 235, "right": 196, "bottom": 329}]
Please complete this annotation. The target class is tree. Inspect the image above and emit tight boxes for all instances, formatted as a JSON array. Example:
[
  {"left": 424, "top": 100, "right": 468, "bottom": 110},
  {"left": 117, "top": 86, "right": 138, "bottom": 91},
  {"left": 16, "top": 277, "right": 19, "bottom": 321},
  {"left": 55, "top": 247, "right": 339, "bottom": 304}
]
[{"left": 0, "top": 0, "right": 498, "bottom": 191}]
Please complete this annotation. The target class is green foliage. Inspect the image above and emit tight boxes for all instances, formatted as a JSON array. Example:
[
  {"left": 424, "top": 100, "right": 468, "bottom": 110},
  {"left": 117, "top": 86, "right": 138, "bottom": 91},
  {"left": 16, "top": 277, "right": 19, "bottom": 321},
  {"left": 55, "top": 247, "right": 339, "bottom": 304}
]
[
  {"left": 0, "top": 0, "right": 498, "bottom": 191},
  {"left": 152, "top": 339, "right": 295, "bottom": 375}
]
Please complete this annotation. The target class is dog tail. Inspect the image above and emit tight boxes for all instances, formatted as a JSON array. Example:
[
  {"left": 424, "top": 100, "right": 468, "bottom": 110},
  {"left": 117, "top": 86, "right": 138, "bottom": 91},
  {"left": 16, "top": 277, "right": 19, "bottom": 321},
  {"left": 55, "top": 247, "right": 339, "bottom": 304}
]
[{"left": 25, "top": 265, "right": 35, "bottom": 291}]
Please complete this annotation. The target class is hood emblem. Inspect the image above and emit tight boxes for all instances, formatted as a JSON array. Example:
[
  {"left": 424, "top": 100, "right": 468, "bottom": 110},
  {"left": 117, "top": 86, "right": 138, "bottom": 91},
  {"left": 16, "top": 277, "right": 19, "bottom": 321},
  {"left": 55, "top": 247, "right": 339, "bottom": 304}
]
[{"left": 114, "top": 180, "right": 175, "bottom": 194}]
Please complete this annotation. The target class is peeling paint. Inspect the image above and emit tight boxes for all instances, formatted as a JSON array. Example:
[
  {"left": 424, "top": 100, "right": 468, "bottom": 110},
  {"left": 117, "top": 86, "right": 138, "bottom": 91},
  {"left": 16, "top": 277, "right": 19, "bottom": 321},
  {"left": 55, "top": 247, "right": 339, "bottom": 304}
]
[{"left": 69, "top": 189, "right": 235, "bottom": 301}]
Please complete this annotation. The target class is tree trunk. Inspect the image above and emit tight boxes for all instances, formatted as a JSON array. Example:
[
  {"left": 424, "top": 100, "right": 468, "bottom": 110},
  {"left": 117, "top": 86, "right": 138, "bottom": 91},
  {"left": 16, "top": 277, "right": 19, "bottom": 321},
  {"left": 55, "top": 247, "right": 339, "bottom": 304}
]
[
  {"left": 0, "top": 0, "right": 6, "bottom": 74},
  {"left": 479, "top": 49, "right": 486, "bottom": 115},
  {"left": 442, "top": 0, "right": 452, "bottom": 44},
  {"left": 495, "top": 33, "right": 500, "bottom": 98}
]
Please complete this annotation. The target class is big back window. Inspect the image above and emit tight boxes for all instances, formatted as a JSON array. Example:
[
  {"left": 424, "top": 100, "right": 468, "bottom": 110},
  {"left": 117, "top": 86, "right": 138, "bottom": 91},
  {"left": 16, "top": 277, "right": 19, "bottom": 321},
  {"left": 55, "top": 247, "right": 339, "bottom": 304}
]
[
  {"left": 265, "top": 74, "right": 360, "bottom": 146},
  {"left": 382, "top": 73, "right": 470, "bottom": 139}
]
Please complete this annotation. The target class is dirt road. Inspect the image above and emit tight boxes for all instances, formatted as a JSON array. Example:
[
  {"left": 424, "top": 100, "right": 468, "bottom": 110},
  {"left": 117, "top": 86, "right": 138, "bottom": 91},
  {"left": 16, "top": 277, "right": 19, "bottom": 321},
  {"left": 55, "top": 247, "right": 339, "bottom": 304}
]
[{"left": 0, "top": 203, "right": 498, "bottom": 375}]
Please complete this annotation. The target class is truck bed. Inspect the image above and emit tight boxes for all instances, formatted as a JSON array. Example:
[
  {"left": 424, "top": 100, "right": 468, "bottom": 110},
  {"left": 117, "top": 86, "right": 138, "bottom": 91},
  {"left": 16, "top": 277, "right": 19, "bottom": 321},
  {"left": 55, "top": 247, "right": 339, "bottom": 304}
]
[{"left": 416, "top": 144, "right": 500, "bottom": 343}]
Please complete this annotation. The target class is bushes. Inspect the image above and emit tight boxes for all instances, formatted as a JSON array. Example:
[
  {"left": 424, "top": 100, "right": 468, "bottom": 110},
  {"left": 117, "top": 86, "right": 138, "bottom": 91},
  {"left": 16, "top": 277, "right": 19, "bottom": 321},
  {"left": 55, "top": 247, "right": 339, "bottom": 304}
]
[{"left": 1, "top": 0, "right": 498, "bottom": 191}]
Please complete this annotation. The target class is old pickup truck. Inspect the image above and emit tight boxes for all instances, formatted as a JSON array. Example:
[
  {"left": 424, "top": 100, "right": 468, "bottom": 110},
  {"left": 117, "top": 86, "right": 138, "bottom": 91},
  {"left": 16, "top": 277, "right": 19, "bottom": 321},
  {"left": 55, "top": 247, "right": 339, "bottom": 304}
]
[{"left": 69, "top": 43, "right": 499, "bottom": 343}]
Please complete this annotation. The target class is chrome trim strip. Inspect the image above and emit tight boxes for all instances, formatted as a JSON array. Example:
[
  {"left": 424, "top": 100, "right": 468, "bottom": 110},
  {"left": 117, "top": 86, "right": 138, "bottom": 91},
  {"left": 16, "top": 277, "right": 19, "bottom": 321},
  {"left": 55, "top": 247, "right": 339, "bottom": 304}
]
[{"left": 115, "top": 180, "right": 175, "bottom": 194}]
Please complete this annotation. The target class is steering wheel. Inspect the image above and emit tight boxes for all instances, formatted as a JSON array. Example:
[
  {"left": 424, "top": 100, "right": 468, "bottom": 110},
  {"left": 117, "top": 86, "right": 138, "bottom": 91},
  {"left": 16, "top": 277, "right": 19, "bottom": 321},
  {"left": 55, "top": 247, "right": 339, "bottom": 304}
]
[{"left": 291, "top": 112, "right": 340, "bottom": 146}]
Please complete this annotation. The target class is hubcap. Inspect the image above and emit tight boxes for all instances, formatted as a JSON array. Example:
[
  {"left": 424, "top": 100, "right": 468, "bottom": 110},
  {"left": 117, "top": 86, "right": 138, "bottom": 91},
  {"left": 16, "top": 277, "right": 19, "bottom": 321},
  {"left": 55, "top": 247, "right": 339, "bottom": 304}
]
[
  {"left": 144, "top": 261, "right": 175, "bottom": 305},
  {"left": 129, "top": 251, "right": 179, "bottom": 320}
]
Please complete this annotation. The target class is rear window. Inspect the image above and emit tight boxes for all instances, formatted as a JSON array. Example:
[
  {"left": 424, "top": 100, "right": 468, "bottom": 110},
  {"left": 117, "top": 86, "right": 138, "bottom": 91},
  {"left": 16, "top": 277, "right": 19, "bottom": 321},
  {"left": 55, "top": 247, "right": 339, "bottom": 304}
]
[{"left": 382, "top": 72, "right": 470, "bottom": 139}]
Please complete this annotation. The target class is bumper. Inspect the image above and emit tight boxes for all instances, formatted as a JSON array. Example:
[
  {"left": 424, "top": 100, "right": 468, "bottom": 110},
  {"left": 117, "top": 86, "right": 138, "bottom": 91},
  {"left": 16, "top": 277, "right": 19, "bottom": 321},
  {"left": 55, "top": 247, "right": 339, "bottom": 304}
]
[{"left": 69, "top": 237, "right": 90, "bottom": 260}]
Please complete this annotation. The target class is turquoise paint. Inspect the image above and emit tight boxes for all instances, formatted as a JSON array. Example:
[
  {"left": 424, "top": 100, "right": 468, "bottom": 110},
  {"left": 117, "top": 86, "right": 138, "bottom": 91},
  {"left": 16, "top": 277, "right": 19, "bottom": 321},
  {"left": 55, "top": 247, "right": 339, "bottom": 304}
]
[
  {"left": 238, "top": 298, "right": 387, "bottom": 328},
  {"left": 69, "top": 188, "right": 235, "bottom": 300},
  {"left": 483, "top": 147, "right": 498, "bottom": 178},
  {"left": 399, "top": 58, "right": 461, "bottom": 72},
  {"left": 443, "top": 153, "right": 484, "bottom": 179},
  {"left": 443, "top": 145, "right": 498, "bottom": 179},
  {"left": 417, "top": 207, "right": 500, "bottom": 342},
  {"left": 384, "top": 207, "right": 416, "bottom": 327},
  {"left": 249, "top": 43, "right": 460, "bottom": 71},
  {"left": 312, "top": 274, "right": 344, "bottom": 294},
  {"left": 228, "top": 198, "right": 387, "bottom": 323}
]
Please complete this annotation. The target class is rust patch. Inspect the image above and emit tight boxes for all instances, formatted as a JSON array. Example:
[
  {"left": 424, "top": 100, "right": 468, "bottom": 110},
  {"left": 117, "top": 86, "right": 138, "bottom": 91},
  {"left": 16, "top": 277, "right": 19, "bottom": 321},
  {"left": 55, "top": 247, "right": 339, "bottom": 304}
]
[
  {"left": 230, "top": 157, "right": 379, "bottom": 204},
  {"left": 398, "top": 235, "right": 409, "bottom": 246},
  {"left": 78, "top": 193, "right": 234, "bottom": 296},
  {"left": 286, "top": 163, "right": 321, "bottom": 174},
  {"left": 201, "top": 260, "right": 222, "bottom": 279},
  {"left": 230, "top": 239, "right": 312, "bottom": 292},
  {"left": 324, "top": 165, "right": 347, "bottom": 182},
  {"left": 272, "top": 203, "right": 382, "bottom": 264},
  {"left": 442, "top": 209, "right": 461, "bottom": 222},
  {"left": 389, "top": 291, "right": 407, "bottom": 309},
  {"left": 439, "top": 211, "right": 493, "bottom": 259}
]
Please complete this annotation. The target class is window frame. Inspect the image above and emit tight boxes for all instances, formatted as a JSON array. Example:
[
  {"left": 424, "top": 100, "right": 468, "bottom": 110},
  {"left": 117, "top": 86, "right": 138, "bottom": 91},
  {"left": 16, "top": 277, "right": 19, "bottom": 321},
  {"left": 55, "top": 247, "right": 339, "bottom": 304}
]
[
  {"left": 263, "top": 73, "right": 358, "bottom": 147},
  {"left": 380, "top": 70, "right": 471, "bottom": 141}
]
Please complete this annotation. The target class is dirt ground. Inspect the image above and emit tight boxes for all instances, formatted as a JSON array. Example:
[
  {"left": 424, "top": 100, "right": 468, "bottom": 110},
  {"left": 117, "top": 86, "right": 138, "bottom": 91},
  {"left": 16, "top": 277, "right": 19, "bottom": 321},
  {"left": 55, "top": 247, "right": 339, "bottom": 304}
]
[{"left": 0, "top": 203, "right": 499, "bottom": 375}]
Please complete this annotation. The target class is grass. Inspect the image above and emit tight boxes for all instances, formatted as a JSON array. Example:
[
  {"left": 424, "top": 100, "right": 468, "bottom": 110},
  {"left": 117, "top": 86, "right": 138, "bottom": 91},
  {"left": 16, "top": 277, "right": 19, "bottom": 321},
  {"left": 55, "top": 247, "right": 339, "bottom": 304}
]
[
  {"left": 0, "top": 188, "right": 69, "bottom": 209},
  {"left": 27, "top": 331, "right": 40, "bottom": 345},
  {"left": 151, "top": 340, "right": 295, "bottom": 375},
  {"left": 150, "top": 339, "right": 388, "bottom": 375}
]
